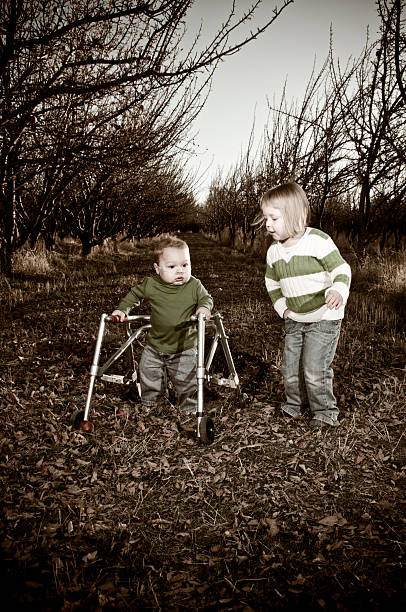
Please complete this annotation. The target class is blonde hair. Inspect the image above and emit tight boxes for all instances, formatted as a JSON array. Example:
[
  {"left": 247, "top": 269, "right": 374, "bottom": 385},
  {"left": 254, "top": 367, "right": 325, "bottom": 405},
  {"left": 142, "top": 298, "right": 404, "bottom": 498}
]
[
  {"left": 152, "top": 235, "right": 189, "bottom": 263},
  {"left": 260, "top": 182, "right": 309, "bottom": 237}
]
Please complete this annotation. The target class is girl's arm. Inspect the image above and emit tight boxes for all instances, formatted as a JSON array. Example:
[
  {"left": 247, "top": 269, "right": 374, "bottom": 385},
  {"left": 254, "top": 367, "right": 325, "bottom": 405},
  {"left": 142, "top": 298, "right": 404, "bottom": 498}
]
[
  {"left": 325, "top": 289, "right": 343, "bottom": 309},
  {"left": 317, "top": 235, "right": 351, "bottom": 305},
  {"left": 265, "top": 259, "right": 288, "bottom": 318}
]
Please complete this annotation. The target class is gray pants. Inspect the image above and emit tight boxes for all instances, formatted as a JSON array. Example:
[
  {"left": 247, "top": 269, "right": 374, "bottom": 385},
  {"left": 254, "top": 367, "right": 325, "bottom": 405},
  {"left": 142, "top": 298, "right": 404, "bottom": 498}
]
[
  {"left": 139, "top": 344, "right": 197, "bottom": 414},
  {"left": 281, "top": 319, "right": 342, "bottom": 426}
]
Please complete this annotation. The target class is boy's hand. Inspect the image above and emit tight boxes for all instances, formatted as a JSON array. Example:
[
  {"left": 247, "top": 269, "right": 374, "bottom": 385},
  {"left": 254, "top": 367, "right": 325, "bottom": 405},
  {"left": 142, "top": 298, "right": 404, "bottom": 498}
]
[
  {"left": 325, "top": 290, "right": 343, "bottom": 309},
  {"left": 283, "top": 308, "right": 291, "bottom": 319},
  {"left": 195, "top": 306, "right": 211, "bottom": 321},
  {"left": 111, "top": 309, "right": 126, "bottom": 322}
]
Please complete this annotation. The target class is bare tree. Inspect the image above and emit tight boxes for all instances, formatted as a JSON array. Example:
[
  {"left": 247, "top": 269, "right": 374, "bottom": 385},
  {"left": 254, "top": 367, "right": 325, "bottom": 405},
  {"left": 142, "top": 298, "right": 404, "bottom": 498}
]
[
  {"left": 207, "top": 1, "right": 406, "bottom": 255},
  {"left": 123, "top": 163, "right": 196, "bottom": 240},
  {"left": 0, "top": 0, "right": 293, "bottom": 275},
  {"left": 260, "top": 50, "right": 354, "bottom": 227},
  {"left": 54, "top": 79, "right": 205, "bottom": 254},
  {"left": 330, "top": 28, "right": 405, "bottom": 253},
  {"left": 201, "top": 172, "right": 229, "bottom": 241},
  {"left": 382, "top": 0, "right": 406, "bottom": 106}
]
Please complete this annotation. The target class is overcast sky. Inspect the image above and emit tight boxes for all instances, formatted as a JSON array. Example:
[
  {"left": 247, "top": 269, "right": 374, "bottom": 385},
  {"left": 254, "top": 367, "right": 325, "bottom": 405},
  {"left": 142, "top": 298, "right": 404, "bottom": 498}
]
[{"left": 185, "top": 0, "right": 380, "bottom": 203}]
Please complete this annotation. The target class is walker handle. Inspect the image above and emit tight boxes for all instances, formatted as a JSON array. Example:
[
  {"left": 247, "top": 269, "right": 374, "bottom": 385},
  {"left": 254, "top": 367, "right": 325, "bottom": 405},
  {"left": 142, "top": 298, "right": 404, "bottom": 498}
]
[
  {"left": 106, "top": 314, "right": 151, "bottom": 323},
  {"left": 190, "top": 313, "right": 207, "bottom": 322},
  {"left": 108, "top": 315, "right": 128, "bottom": 323}
]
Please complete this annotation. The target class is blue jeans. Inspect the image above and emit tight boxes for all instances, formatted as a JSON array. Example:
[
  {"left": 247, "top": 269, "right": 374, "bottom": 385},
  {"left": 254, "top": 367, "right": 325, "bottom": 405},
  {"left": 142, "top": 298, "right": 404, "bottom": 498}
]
[
  {"left": 281, "top": 319, "right": 342, "bottom": 425},
  {"left": 139, "top": 344, "right": 197, "bottom": 413}
]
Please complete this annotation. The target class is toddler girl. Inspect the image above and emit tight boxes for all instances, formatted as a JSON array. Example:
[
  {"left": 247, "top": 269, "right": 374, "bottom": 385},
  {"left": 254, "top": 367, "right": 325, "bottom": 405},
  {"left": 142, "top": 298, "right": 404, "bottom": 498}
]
[{"left": 261, "top": 182, "right": 351, "bottom": 428}]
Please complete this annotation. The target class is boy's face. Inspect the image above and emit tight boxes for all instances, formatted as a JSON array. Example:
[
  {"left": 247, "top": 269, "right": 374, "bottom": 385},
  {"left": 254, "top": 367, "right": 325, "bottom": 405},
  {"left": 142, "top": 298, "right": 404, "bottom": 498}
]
[
  {"left": 154, "top": 246, "right": 191, "bottom": 285},
  {"left": 262, "top": 204, "right": 289, "bottom": 242}
]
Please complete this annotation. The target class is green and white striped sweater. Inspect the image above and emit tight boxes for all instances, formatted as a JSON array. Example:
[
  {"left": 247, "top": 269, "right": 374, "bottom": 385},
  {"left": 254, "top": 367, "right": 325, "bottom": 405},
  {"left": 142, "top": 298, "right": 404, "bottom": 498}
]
[{"left": 265, "top": 228, "right": 351, "bottom": 322}]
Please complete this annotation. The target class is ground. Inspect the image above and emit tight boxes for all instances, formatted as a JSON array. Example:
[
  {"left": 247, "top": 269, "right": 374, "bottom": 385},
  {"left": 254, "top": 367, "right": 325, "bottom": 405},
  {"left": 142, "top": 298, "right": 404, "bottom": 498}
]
[{"left": 0, "top": 233, "right": 405, "bottom": 610}]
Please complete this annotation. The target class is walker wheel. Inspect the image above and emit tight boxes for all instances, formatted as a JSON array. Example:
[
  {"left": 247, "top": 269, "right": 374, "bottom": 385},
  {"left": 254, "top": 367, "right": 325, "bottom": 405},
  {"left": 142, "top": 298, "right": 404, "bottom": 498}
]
[
  {"left": 71, "top": 409, "right": 85, "bottom": 430},
  {"left": 79, "top": 420, "right": 94, "bottom": 433},
  {"left": 198, "top": 416, "right": 214, "bottom": 445},
  {"left": 71, "top": 410, "right": 94, "bottom": 433}
]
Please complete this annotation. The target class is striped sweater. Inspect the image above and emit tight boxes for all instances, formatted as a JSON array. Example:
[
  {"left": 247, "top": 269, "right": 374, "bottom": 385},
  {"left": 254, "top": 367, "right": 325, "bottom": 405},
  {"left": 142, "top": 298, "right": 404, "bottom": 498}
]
[{"left": 265, "top": 228, "right": 351, "bottom": 322}]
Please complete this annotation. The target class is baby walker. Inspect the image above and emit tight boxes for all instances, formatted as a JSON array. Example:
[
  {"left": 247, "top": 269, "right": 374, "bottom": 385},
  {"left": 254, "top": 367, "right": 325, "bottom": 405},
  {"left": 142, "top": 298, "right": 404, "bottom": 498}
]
[{"left": 71, "top": 312, "right": 239, "bottom": 444}]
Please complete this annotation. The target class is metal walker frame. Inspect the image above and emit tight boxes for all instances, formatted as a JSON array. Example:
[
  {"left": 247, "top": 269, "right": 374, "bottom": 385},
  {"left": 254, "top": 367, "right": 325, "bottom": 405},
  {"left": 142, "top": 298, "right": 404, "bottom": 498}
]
[{"left": 72, "top": 312, "right": 239, "bottom": 444}]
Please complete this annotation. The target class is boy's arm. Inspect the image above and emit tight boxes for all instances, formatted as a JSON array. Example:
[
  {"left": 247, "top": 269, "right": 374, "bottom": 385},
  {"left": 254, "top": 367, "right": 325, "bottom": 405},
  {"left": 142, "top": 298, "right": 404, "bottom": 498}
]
[
  {"left": 111, "top": 309, "right": 126, "bottom": 322},
  {"left": 194, "top": 280, "right": 214, "bottom": 320},
  {"left": 116, "top": 281, "right": 147, "bottom": 315},
  {"left": 195, "top": 305, "right": 212, "bottom": 321},
  {"left": 195, "top": 280, "right": 214, "bottom": 312}
]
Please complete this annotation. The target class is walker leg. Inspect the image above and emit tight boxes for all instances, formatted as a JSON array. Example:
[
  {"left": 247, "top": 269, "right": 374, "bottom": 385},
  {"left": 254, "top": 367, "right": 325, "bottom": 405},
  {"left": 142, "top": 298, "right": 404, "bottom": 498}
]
[
  {"left": 196, "top": 313, "right": 214, "bottom": 444},
  {"left": 196, "top": 314, "right": 205, "bottom": 418},
  {"left": 215, "top": 313, "right": 239, "bottom": 387},
  {"left": 83, "top": 313, "right": 108, "bottom": 421},
  {"left": 72, "top": 314, "right": 108, "bottom": 432}
]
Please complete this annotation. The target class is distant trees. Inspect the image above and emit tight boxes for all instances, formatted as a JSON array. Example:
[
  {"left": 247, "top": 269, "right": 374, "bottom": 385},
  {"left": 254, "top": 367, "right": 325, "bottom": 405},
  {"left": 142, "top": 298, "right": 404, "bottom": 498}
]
[
  {"left": 0, "top": 0, "right": 293, "bottom": 275},
  {"left": 330, "top": 0, "right": 406, "bottom": 252},
  {"left": 201, "top": 0, "right": 406, "bottom": 257}
]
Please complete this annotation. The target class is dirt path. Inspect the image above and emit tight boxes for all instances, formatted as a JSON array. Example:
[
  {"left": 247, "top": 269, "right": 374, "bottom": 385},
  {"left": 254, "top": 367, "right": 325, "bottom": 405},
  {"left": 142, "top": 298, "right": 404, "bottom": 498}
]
[{"left": 1, "top": 233, "right": 405, "bottom": 610}]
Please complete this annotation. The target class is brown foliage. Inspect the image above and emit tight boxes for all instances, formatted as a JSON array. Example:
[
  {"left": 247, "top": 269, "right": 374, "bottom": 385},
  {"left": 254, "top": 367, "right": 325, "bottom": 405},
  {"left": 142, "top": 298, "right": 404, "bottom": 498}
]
[{"left": 0, "top": 234, "right": 405, "bottom": 610}]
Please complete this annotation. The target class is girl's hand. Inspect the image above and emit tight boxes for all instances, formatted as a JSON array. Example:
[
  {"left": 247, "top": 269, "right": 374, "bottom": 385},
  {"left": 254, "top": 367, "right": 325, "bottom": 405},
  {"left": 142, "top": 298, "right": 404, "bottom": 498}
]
[
  {"left": 111, "top": 309, "right": 126, "bottom": 322},
  {"left": 283, "top": 308, "right": 291, "bottom": 319},
  {"left": 325, "top": 290, "right": 343, "bottom": 309},
  {"left": 196, "top": 306, "right": 211, "bottom": 321}
]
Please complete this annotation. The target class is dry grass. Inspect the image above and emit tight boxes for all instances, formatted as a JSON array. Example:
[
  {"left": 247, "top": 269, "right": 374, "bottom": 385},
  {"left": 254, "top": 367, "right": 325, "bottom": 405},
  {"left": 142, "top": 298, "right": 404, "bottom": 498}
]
[{"left": 1, "top": 235, "right": 405, "bottom": 610}]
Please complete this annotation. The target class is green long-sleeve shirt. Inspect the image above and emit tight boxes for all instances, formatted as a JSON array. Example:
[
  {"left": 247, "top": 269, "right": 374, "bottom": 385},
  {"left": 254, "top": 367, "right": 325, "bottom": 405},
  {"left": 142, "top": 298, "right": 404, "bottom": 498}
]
[{"left": 117, "top": 275, "right": 213, "bottom": 353}]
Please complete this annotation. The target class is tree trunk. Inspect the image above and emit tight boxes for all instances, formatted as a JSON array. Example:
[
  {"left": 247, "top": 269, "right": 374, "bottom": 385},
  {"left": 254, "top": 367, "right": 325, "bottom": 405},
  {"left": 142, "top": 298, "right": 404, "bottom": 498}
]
[
  {"left": 0, "top": 242, "right": 12, "bottom": 276},
  {"left": 355, "top": 182, "right": 371, "bottom": 256},
  {"left": 81, "top": 238, "right": 92, "bottom": 257},
  {"left": 0, "top": 189, "right": 15, "bottom": 277}
]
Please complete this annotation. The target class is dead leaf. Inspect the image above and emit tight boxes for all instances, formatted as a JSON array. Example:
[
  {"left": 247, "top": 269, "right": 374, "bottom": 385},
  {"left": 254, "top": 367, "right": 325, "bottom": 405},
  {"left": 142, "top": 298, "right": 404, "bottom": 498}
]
[
  {"left": 318, "top": 513, "right": 348, "bottom": 527},
  {"left": 82, "top": 550, "right": 98, "bottom": 563}
]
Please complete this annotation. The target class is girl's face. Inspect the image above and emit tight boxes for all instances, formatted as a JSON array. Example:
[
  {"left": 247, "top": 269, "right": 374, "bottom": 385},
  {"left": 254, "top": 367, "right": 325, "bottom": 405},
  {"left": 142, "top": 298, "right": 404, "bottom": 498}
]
[
  {"left": 154, "top": 246, "right": 191, "bottom": 285},
  {"left": 262, "top": 204, "right": 290, "bottom": 242}
]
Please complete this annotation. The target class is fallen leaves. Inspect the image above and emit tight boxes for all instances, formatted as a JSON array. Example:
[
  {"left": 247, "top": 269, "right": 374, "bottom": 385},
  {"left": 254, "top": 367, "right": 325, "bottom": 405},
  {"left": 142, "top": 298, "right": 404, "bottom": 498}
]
[
  {"left": 318, "top": 513, "right": 348, "bottom": 527},
  {"left": 1, "top": 234, "right": 405, "bottom": 610}
]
